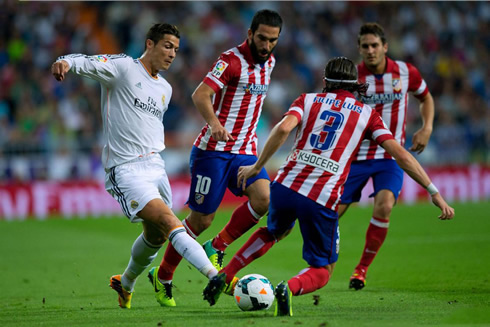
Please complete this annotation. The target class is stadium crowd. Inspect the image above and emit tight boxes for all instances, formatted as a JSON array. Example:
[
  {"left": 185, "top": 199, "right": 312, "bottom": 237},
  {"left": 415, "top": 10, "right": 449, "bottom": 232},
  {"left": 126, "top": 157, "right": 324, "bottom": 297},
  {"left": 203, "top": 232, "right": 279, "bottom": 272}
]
[{"left": 1, "top": 1, "right": 489, "bottom": 181}]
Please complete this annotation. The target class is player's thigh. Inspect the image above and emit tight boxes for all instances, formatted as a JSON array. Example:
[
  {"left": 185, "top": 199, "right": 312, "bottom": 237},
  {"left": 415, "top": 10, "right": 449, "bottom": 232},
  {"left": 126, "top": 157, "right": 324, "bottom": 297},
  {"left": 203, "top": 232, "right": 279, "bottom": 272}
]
[
  {"left": 229, "top": 154, "right": 270, "bottom": 198},
  {"left": 297, "top": 200, "right": 339, "bottom": 267},
  {"left": 340, "top": 161, "right": 372, "bottom": 204},
  {"left": 371, "top": 159, "right": 404, "bottom": 201},
  {"left": 187, "top": 148, "right": 232, "bottom": 215},
  {"left": 105, "top": 156, "right": 172, "bottom": 223},
  {"left": 266, "top": 182, "right": 298, "bottom": 237}
]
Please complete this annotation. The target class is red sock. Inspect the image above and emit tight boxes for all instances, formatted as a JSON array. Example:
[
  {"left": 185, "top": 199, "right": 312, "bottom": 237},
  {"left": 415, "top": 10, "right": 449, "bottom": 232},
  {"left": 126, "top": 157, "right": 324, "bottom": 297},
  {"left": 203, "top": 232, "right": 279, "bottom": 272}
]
[
  {"left": 287, "top": 267, "right": 331, "bottom": 295},
  {"left": 358, "top": 216, "right": 389, "bottom": 270},
  {"left": 212, "top": 201, "right": 261, "bottom": 251},
  {"left": 158, "top": 218, "right": 199, "bottom": 281},
  {"left": 221, "top": 227, "right": 275, "bottom": 284}
]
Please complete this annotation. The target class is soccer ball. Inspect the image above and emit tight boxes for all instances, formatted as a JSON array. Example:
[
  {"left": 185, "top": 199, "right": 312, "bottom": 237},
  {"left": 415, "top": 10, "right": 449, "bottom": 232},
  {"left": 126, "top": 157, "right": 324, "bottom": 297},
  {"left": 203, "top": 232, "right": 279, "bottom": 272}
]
[{"left": 234, "top": 274, "right": 275, "bottom": 311}]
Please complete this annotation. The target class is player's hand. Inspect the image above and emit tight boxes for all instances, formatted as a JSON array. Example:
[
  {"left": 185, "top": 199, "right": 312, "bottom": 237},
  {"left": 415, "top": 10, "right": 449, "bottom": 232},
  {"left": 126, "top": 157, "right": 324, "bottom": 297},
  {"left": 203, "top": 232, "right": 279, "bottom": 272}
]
[
  {"left": 237, "top": 165, "right": 259, "bottom": 191},
  {"left": 210, "top": 122, "right": 234, "bottom": 142},
  {"left": 431, "top": 193, "right": 455, "bottom": 220},
  {"left": 51, "top": 60, "right": 70, "bottom": 81},
  {"left": 409, "top": 128, "right": 431, "bottom": 154}
]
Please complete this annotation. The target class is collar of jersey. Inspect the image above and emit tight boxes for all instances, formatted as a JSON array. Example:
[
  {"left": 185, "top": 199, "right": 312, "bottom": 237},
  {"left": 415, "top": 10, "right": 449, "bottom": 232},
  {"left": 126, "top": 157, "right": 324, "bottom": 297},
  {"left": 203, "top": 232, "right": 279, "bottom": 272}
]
[{"left": 137, "top": 59, "right": 159, "bottom": 80}]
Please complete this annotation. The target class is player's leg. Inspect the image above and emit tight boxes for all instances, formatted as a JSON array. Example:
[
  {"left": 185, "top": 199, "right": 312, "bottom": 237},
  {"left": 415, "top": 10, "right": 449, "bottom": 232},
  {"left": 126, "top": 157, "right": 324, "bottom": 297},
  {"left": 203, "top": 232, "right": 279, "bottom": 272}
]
[
  {"left": 350, "top": 159, "right": 403, "bottom": 290},
  {"left": 157, "top": 210, "right": 215, "bottom": 284},
  {"left": 105, "top": 161, "right": 165, "bottom": 309},
  {"left": 152, "top": 147, "right": 230, "bottom": 302},
  {"left": 275, "top": 191, "right": 339, "bottom": 317},
  {"left": 211, "top": 178, "right": 270, "bottom": 252},
  {"left": 108, "top": 156, "right": 217, "bottom": 308},
  {"left": 203, "top": 181, "right": 295, "bottom": 306},
  {"left": 210, "top": 154, "right": 271, "bottom": 256},
  {"left": 141, "top": 200, "right": 217, "bottom": 278}
]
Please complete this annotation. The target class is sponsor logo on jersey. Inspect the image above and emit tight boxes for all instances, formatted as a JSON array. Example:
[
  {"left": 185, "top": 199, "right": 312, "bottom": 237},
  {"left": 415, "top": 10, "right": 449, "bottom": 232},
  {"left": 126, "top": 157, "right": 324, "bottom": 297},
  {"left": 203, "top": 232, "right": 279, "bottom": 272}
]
[
  {"left": 289, "top": 149, "right": 339, "bottom": 174},
  {"left": 134, "top": 97, "right": 162, "bottom": 119},
  {"left": 243, "top": 83, "right": 268, "bottom": 95},
  {"left": 392, "top": 78, "right": 402, "bottom": 92},
  {"left": 135, "top": 82, "right": 142, "bottom": 89},
  {"left": 130, "top": 200, "right": 139, "bottom": 209},
  {"left": 195, "top": 193, "right": 204, "bottom": 205},
  {"left": 360, "top": 93, "right": 404, "bottom": 104},
  {"left": 211, "top": 60, "right": 229, "bottom": 78},
  {"left": 96, "top": 55, "right": 108, "bottom": 63}
]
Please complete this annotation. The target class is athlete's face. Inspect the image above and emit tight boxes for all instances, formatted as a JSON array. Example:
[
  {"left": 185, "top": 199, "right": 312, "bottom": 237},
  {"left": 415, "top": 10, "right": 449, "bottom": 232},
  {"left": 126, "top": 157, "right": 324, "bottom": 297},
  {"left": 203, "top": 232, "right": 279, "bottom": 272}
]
[
  {"left": 359, "top": 33, "right": 388, "bottom": 72},
  {"left": 148, "top": 34, "right": 180, "bottom": 72},
  {"left": 248, "top": 24, "right": 280, "bottom": 64}
]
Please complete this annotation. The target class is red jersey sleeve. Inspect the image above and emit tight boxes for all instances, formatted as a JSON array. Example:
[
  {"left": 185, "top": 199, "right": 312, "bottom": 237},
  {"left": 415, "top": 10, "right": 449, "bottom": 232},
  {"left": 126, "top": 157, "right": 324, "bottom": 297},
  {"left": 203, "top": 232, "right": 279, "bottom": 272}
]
[
  {"left": 284, "top": 94, "right": 306, "bottom": 122},
  {"left": 365, "top": 109, "right": 395, "bottom": 144},
  {"left": 407, "top": 63, "right": 429, "bottom": 99},
  {"left": 202, "top": 52, "right": 240, "bottom": 93}
]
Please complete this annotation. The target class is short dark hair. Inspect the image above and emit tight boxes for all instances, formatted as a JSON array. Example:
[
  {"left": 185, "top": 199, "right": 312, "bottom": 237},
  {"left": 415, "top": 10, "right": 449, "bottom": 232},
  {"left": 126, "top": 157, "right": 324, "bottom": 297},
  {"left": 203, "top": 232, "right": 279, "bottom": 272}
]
[
  {"left": 145, "top": 23, "right": 180, "bottom": 50},
  {"left": 250, "top": 9, "right": 283, "bottom": 34},
  {"left": 358, "top": 22, "right": 386, "bottom": 45},
  {"left": 323, "top": 57, "right": 368, "bottom": 96}
]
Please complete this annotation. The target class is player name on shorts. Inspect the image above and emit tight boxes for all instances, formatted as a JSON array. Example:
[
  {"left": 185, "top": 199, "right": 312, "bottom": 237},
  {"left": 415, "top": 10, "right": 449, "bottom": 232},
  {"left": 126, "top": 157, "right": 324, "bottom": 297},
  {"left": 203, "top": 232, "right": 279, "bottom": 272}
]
[{"left": 289, "top": 149, "right": 340, "bottom": 174}]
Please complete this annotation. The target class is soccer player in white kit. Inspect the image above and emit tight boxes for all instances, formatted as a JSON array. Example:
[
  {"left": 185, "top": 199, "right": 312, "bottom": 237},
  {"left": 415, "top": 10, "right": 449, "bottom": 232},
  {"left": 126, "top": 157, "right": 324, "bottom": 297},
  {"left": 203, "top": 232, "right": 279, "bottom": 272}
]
[
  {"left": 51, "top": 23, "right": 219, "bottom": 309},
  {"left": 202, "top": 57, "right": 454, "bottom": 315}
]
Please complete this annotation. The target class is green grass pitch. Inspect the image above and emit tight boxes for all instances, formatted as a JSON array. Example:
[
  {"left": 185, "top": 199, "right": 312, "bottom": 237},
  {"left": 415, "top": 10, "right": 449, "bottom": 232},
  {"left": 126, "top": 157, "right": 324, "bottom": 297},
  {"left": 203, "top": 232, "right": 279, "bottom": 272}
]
[{"left": 1, "top": 202, "right": 489, "bottom": 326}]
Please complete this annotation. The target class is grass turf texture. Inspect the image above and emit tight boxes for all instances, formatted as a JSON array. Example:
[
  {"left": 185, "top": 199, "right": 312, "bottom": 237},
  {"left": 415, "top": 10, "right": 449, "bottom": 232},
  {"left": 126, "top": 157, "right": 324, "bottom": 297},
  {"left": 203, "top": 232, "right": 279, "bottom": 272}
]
[{"left": 1, "top": 202, "right": 489, "bottom": 326}]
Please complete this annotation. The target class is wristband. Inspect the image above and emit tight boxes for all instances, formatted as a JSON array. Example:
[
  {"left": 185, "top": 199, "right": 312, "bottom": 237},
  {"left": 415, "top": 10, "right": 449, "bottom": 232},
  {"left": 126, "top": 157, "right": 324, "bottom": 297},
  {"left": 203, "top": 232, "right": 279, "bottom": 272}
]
[{"left": 426, "top": 183, "right": 439, "bottom": 196}]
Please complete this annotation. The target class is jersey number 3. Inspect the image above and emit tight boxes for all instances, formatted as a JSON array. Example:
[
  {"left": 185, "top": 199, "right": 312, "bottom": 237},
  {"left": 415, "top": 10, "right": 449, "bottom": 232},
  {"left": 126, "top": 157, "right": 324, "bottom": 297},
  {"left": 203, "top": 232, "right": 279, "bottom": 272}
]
[{"left": 310, "top": 111, "right": 344, "bottom": 150}]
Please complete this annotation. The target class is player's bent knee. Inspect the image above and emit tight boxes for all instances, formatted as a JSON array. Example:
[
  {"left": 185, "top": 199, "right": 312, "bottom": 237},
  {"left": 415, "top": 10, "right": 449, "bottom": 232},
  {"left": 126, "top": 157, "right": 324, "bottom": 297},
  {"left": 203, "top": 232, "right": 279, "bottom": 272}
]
[
  {"left": 187, "top": 210, "right": 215, "bottom": 233},
  {"left": 373, "top": 202, "right": 394, "bottom": 218}
]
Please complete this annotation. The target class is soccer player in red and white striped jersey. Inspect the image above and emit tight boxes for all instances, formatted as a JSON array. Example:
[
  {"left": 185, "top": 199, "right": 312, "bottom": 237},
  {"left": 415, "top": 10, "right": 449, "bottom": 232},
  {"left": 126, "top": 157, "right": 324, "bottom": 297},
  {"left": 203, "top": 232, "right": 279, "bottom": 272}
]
[
  {"left": 339, "top": 23, "right": 436, "bottom": 290},
  {"left": 202, "top": 57, "right": 453, "bottom": 314},
  {"left": 150, "top": 10, "right": 283, "bottom": 306}
]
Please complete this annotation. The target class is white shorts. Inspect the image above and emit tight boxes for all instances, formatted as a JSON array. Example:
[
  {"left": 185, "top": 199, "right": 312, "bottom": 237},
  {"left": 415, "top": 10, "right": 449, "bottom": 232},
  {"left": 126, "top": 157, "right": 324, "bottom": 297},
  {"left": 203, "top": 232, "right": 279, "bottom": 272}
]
[{"left": 105, "top": 153, "right": 173, "bottom": 223}]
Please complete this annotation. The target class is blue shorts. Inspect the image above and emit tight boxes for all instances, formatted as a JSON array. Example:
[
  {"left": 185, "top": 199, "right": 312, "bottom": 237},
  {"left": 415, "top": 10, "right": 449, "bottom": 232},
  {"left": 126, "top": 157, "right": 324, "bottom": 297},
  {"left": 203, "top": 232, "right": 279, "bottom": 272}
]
[
  {"left": 267, "top": 182, "right": 339, "bottom": 267},
  {"left": 340, "top": 159, "right": 404, "bottom": 204},
  {"left": 187, "top": 146, "right": 270, "bottom": 214}
]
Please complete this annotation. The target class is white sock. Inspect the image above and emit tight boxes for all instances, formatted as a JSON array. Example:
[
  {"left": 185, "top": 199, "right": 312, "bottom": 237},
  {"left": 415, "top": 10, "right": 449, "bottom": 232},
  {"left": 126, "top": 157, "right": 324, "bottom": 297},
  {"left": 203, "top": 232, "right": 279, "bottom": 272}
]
[
  {"left": 169, "top": 227, "right": 217, "bottom": 279},
  {"left": 121, "top": 233, "right": 161, "bottom": 292}
]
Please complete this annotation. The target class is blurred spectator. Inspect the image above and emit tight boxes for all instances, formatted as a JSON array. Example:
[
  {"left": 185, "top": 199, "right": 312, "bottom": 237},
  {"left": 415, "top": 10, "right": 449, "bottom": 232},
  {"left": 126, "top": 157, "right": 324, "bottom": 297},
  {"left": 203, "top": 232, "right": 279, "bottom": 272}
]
[{"left": 0, "top": 1, "right": 488, "bottom": 182}]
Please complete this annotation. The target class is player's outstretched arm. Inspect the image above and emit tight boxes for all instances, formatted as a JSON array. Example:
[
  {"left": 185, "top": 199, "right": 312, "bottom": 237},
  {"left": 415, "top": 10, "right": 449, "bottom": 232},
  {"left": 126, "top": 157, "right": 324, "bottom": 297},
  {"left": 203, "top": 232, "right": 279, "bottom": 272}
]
[
  {"left": 381, "top": 139, "right": 454, "bottom": 220},
  {"left": 192, "top": 82, "right": 234, "bottom": 142},
  {"left": 51, "top": 60, "right": 70, "bottom": 81},
  {"left": 237, "top": 114, "right": 299, "bottom": 190}
]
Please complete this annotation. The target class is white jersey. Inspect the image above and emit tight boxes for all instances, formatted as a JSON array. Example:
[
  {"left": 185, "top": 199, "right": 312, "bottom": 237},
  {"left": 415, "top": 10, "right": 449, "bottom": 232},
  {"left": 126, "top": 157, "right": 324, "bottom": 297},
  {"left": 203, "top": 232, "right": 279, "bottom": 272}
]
[{"left": 58, "top": 54, "right": 173, "bottom": 169}]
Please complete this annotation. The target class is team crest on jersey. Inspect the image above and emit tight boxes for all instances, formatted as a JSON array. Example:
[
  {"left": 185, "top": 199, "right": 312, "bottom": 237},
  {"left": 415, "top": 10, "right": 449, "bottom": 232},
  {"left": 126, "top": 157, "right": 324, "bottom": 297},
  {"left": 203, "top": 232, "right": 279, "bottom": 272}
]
[
  {"left": 161, "top": 95, "right": 166, "bottom": 105},
  {"left": 195, "top": 193, "right": 204, "bottom": 205},
  {"left": 96, "top": 55, "right": 108, "bottom": 63},
  {"left": 392, "top": 78, "right": 402, "bottom": 92},
  {"left": 211, "top": 60, "right": 229, "bottom": 78},
  {"left": 130, "top": 200, "right": 139, "bottom": 209}
]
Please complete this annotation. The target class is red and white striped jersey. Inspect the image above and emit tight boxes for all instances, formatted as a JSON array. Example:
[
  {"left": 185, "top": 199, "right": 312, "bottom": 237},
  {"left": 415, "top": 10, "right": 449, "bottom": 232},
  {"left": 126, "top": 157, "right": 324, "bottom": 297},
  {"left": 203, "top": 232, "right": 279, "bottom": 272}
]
[
  {"left": 276, "top": 90, "right": 394, "bottom": 211},
  {"left": 354, "top": 57, "right": 428, "bottom": 161},
  {"left": 193, "top": 40, "right": 275, "bottom": 155}
]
